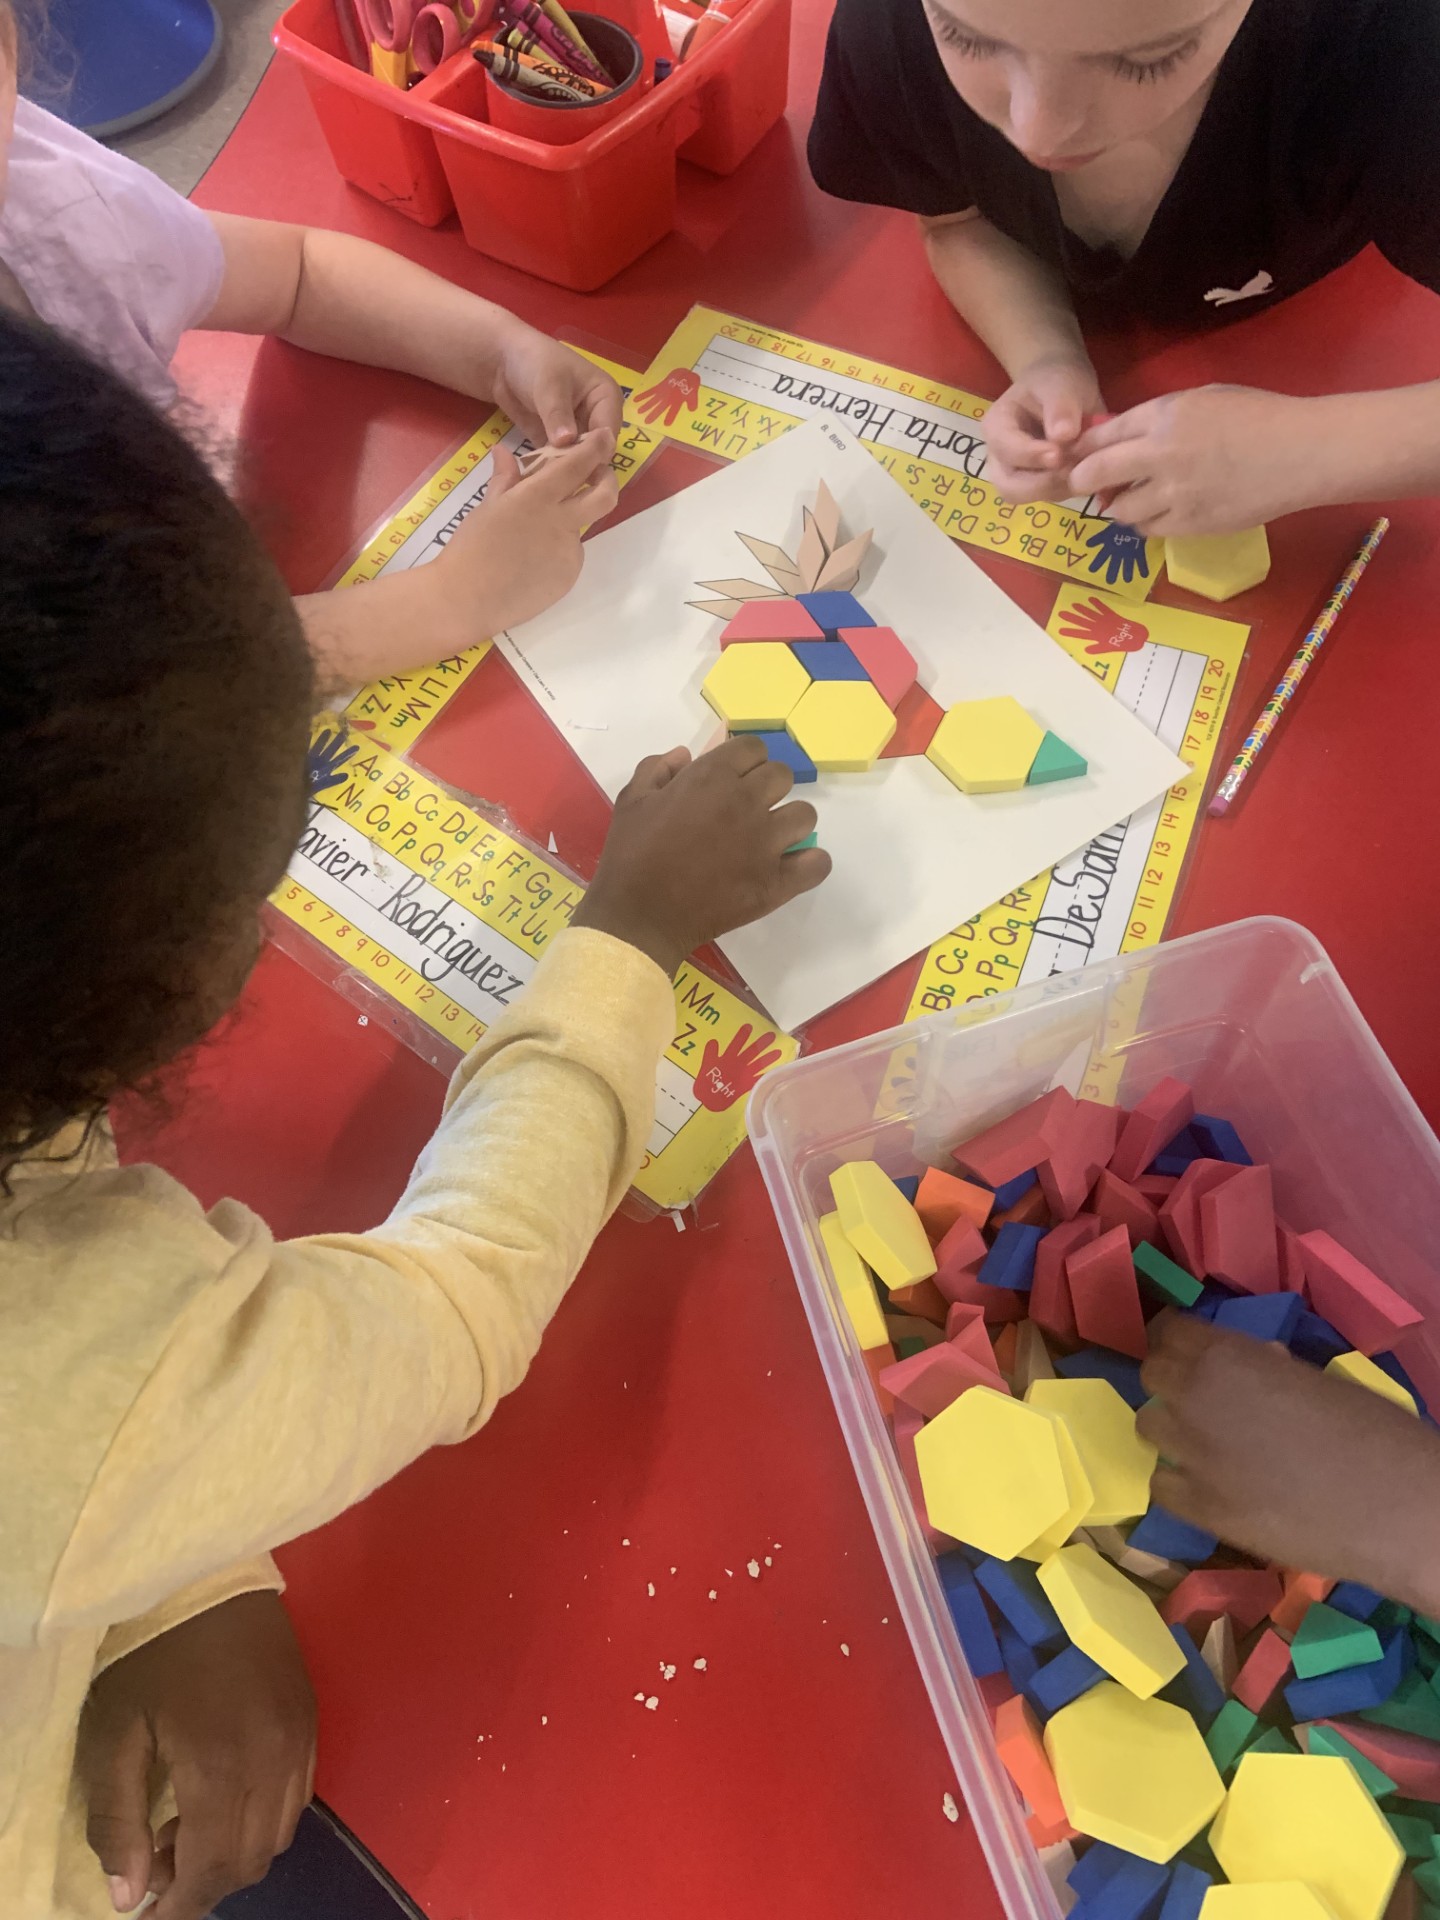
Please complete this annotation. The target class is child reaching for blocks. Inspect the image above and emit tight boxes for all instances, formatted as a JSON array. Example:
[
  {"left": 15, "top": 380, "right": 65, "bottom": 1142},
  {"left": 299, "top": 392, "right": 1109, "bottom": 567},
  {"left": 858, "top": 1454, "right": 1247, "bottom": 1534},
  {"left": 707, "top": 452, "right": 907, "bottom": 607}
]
[
  {"left": 809, "top": 0, "right": 1440, "bottom": 542},
  {"left": 0, "top": 1, "right": 619, "bottom": 688},
  {"left": 0, "top": 314, "right": 830, "bottom": 1920},
  {"left": 827, "top": 1074, "right": 1440, "bottom": 1916}
]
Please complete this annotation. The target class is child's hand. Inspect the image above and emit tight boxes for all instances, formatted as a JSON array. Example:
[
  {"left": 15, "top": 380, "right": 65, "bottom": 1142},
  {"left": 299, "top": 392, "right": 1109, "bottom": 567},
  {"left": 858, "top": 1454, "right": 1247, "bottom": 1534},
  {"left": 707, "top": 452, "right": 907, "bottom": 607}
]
[
  {"left": 78, "top": 1592, "right": 316, "bottom": 1920},
  {"left": 1067, "top": 385, "right": 1321, "bottom": 535},
  {"left": 432, "top": 432, "right": 619, "bottom": 642},
  {"left": 1139, "top": 1313, "right": 1440, "bottom": 1613},
  {"left": 981, "top": 352, "right": 1104, "bottom": 503},
  {"left": 572, "top": 737, "right": 832, "bottom": 976},
  {"left": 487, "top": 323, "right": 623, "bottom": 448}
]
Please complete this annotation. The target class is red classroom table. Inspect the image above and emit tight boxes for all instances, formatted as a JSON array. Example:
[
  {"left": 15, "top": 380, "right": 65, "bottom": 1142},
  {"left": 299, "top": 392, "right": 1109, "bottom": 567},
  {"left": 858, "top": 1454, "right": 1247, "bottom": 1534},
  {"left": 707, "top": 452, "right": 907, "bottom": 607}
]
[{"left": 133, "top": 6, "right": 1440, "bottom": 1915}]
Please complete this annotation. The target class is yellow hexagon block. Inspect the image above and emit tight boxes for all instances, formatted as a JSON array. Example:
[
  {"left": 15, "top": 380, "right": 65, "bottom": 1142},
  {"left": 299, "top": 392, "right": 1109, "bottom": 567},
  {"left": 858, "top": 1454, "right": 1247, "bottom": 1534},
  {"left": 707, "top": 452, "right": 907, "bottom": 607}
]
[
  {"left": 829, "top": 1162, "right": 935, "bottom": 1288},
  {"left": 1016, "top": 1414, "right": 1095, "bottom": 1560},
  {"left": 1038, "top": 1542, "right": 1186, "bottom": 1697},
  {"left": 1325, "top": 1350, "right": 1418, "bottom": 1414},
  {"left": 927, "top": 697, "right": 1045, "bottom": 794},
  {"left": 787, "top": 680, "right": 896, "bottom": 770},
  {"left": 1201, "top": 1888, "right": 1339, "bottom": 1920},
  {"left": 819, "top": 1211, "right": 888, "bottom": 1350},
  {"left": 1164, "top": 526, "right": 1271, "bottom": 602},
  {"left": 1026, "top": 1378, "right": 1157, "bottom": 1526},
  {"left": 701, "top": 642, "right": 810, "bottom": 730},
  {"left": 1210, "top": 1753, "right": 1404, "bottom": 1920},
  {"left": 915, "top": 1388, "right": 1081, "bottom": 1560},
  {"left": 1045, "top": 1682, "right": 1225, "bottom": 1863}
]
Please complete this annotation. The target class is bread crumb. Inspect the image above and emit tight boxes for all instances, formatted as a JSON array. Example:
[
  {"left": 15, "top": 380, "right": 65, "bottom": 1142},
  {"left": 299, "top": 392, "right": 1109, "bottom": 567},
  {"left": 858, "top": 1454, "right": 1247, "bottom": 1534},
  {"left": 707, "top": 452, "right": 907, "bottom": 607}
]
[
  {"left": 644, "top": 1696, "right": 659, "bottom": 1711},
  {"left": 747, "top": 1560, "right": 761, "bottom": 1579},
  {"left": 764, "top": 1556, "right": 772, "bottom": 1567},
  {"left": 647, "top": 1582, "right": 655, "bottom": 1597},
  {"left": 942, "top": 1793, "right": 959, "bottom": 1824},
  {"left": 661, "top": 1663, "right": 677, "bottom": 1681},
  {"left": 622, "top": 1538, "right": 630, "bottom": 1546},
  {"left": 708, "top": 1589, "right": 717, "bottom": 1601},
  {"left": 694, "top": 1658, "right": 707, "bottom": 1671},
  {"left": 541, "top": 1716, "right": 548, "bottom": 1726},
  {"left": 634, "top": 1692, "right": 645, "bottom": 1702},
  {"left": 840, "top": 1643, "right": 850, "bottom": 1657}
]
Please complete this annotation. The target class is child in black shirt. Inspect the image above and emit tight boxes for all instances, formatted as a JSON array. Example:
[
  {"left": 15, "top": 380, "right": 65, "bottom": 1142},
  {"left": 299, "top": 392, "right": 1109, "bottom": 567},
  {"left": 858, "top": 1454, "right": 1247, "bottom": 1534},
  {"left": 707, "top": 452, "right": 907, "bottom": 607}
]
[{"left": 809, "top": 0, "right": 1440, "bottom": 537}]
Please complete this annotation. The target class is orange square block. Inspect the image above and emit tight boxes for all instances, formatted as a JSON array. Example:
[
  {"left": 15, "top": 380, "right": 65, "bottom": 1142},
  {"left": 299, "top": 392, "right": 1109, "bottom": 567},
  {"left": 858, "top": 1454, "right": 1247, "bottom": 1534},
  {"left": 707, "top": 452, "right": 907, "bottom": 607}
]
[{"left": 916, "top": 1166, "right": 994, "bottom": 1241}]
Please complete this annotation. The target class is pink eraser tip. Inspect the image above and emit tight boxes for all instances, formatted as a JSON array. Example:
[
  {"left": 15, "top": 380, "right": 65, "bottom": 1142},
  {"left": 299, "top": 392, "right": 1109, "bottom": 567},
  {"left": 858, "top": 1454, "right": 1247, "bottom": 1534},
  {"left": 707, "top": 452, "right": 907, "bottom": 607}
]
[{"left": 1207, "top": 795, "right": 1230, "bottom": 818}]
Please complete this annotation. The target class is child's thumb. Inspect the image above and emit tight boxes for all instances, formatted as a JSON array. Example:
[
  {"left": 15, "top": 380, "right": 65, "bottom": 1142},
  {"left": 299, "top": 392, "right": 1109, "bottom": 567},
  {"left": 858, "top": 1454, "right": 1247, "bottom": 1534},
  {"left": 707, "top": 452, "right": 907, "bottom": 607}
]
[
  {"left": 83, "top": 1727, "right": 155, "bottom": 1912},
  {"left": 1039, "top": 382, "right": 1082, "bottom": 446},
  {"left": 534, "top": 375, "right": 579, "bottom": 447}
]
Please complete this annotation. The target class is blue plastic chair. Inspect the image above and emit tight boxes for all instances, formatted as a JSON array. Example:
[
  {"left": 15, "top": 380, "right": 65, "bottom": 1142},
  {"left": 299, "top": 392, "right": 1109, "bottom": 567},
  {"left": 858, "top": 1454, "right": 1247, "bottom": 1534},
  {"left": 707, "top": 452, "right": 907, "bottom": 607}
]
[{"left": 22, "top": 0, "right": 223, "bottom": 139}]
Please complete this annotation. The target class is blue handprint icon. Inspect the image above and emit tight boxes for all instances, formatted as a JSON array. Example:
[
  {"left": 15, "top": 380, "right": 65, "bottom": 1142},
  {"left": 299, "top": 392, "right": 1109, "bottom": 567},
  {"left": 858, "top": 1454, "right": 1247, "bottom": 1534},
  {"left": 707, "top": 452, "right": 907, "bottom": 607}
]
[
  {"left": 1085, "top": 521, "right": 1151, "bottom": 586},
  {"left": 307, "top": 727, "right": 358, "bottom": 796}
]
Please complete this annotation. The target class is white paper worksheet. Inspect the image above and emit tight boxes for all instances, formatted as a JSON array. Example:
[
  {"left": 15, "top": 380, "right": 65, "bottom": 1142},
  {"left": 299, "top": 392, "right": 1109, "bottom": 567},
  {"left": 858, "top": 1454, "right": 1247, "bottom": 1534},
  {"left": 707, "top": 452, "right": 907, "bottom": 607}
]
[{"left": 500, "top": 422, "right": 1185, "bottom": 1032}]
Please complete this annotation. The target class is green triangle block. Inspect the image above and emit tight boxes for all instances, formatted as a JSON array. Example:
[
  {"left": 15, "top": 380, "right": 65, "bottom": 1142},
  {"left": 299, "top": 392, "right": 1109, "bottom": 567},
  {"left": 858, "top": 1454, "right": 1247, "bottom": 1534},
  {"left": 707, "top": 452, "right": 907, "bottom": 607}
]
[
  {"left": 1027, "top": 731, "right": 1088, "bottom": 785},
  {"left": 785, "top": 831, "right": 818, "bottom": 853},
  {"left": 1134, "top": 1239, "right": 1204, "bottom": 1307},
  {"left": 1417, "top": 1857, "right": 1440, "bottom": 1905},
  {"left": 1249, "top": 1726, "right": 1298, "bottom": 1758},
  {"left": 1205, "top": 1698, "right": 1260, "bottom": 1775},
  {"left": 1389, "top": 1813, "right": 1439, "bottom": 1857},
  {"left": 1304, "top": 1724, "right": 1397, "bottom": 1798},
  {"left": 1415, "top": 1614, "right": 1440, "bottom": 1646},
  {"left": 1363, "top": 1671, "right": 1440, "bottom": 1740},
  {"left": 1292, "top": 1601, "right": 1385, "bottom": 1677}
]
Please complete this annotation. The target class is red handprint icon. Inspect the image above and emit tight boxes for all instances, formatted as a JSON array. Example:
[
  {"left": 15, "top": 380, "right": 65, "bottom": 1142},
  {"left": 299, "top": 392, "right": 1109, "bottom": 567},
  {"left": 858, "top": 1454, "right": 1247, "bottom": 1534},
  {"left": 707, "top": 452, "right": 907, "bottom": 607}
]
[
  {"left": 1056, "top": 595, "right": 1150, "bottom": 656},
  {"left": 693, "top": 1023, "right": 784, "bottom": 1113},
  {"left": 632, "top": 368, "right": 700, "bottom": 427}
]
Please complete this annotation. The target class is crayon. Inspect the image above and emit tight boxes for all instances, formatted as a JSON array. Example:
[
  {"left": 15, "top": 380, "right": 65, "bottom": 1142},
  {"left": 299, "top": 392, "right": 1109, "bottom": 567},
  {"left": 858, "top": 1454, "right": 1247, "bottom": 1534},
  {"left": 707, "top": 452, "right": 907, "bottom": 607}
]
[
  {"left": 472, "top": 40, "right": 596, "bottom": 96},
  {"left": 506, "top": 0, "right": 612, "bottom": 83},
  {"left": 536, "top": 0, "right": 607, "bottom": 72},
  {"left": 1208, "top": 517, "right": 1390, "bottom": 817}
]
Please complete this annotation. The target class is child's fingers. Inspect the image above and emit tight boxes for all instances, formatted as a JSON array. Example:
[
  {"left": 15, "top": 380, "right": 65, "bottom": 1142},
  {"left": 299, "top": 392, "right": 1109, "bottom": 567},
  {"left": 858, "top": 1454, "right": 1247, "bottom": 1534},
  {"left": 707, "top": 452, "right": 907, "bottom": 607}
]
[
  {"left": 1068, "top": 439, "right": 1153, "bottom": 495},
  {"left": 153, "top": 1765, "right": 251, "bottom": 1920},
  {"left": 580, "top": 377, "right": 624, "bottom": 440},
  {"left": 623, "top": 746, "right": 692, "bottom": 797},
  {"left": 528, "top": 430, "right": 612, "bottom": 501},
  {"left": 745, "top": 754, "right": 796, "bottom": 810},
  {"left": 532, "top": 372, "right": 579, "bottom": 447},
  {"left": 81, "top": 1717, "right": 155, "bottom": 1916},
  {"left": 982, "top": 399, "right": 1059, "bottom": 475},
  {"left": 772, "top": 841, "right": 833, "bottom": 901},
  {"left": 487, "top": 446, "right": 523, "bottom": 500},
  {"left": 574, "top": 466, "right": 620, "bottom": 528},
  {"left": 769, "top": 797, "right": 818, "bottom": 850}
]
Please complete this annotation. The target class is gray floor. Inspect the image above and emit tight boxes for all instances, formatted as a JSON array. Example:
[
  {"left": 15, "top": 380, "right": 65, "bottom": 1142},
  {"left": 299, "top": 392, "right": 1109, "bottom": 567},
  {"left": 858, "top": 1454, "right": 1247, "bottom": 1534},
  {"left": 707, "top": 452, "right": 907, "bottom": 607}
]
[{"left": 112, "top": 0, "right": 290, "bottom": 195}]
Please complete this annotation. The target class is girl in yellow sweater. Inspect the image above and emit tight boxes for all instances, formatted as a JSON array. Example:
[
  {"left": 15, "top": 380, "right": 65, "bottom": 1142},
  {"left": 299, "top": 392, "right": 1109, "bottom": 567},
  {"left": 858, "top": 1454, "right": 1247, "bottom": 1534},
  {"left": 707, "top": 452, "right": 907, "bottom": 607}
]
[{"left": 0, "top": 312, "right": 828, "bottom": 1920}]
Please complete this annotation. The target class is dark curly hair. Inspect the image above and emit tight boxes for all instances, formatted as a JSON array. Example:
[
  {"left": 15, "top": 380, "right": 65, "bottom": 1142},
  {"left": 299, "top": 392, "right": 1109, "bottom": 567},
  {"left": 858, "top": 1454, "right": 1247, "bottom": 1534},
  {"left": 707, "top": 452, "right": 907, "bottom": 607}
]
[{"left": 0, "top": 313, "right": 315, "bottom": 1165}]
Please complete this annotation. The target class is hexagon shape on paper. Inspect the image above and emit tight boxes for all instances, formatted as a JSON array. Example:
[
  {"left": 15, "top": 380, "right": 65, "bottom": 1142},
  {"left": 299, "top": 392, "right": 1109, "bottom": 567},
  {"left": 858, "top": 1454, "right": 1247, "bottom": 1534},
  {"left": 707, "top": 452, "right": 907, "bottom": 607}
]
[
  {"left": 914, "top": 1388, "right": 1072, "bottom": 1560},
  {"left": 1210, "top": 1753, "right": 1404, "bottom": 1920},
  {"left": 702, "top": 642, "right": 811, "bottom": 731},
  {"left": 927, "top": 696, "right": 1045, "bottom": 794},
  {"left": 1045, "top": 1682, "right": 1225, "bottom": 1864},
  {"left": 787, "top": 681, "right": 896, "bottom": 771}
]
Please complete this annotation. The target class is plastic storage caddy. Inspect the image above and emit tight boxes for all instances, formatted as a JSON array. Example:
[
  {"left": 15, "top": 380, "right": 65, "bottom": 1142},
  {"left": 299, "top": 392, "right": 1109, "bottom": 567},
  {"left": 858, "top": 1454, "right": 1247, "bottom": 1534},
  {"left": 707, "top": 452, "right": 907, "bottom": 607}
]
[
  {"left": 272, "top": 0, "right": 792, "bottom": 288},
  {"left": 748, "top": 917, "right": 1440, "bottom": 1920}
]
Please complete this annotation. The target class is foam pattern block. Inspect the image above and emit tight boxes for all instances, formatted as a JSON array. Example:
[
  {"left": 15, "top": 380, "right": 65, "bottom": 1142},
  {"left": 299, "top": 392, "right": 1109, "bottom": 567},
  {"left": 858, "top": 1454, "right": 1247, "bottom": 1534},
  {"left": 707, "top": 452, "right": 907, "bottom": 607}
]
[
  {"left": 1164, "top": 526, "right": 1272, "bottom": 602},
  {"left": 996, "top": 1694, "right": 1069, "bottom": 1827},
  {"left": 1326, "top": 1350, "right": 1419, "bottom": 1413},
  {"left": 1301, "top": 1724, "right": 1397, "bottom": 1799},
  {"left": 719, "top": 597, "right": 825, "bottom": 643},
  {"left": 1206, "top": 1699, "right": 1261, "bottom": 1776},
  {"left": 1027, "top": 1643, "right": 1108, "bottom": 1720},
  {"left": 927, "top": 695, "right": 1045, "bottom": 793},
  {"left": 1214, "top": 1291, "right": 1303, "bottom": 1343},
  {"left": 976, "top": 1555, "right": 1065, "bottom": 1650},
  {"left": 819, "top": 1212, "right": 888, "bottom": 1350},
  {"left": 789, "top": 638, "right": 870, "bottom": 681},
  {"left": 1199, "top": 1887, "right": 1339, "bottom": 1918},
  {"left": 702, "top": 641, "right": 811, "bottom": 730},
  {"left": 751, "top": 729, "right": 818, "bottom": 782},
  {"left": 1026, "top": 1378, "right": 1156, "bottom": 1526},
  {"left": 936, "top": 1553, "right": 1004, "bottom": 1676},
  {"left": 1044, "top": 1682, "right": 1225, "bottom": 1863},
  {"left": 839, "top": 625, "right": 916, "bottom": 709},
  {"left": 979, "top": 1221, "right": 1047, "bottom": 1291},
  {"left": 955, "top": 1090, "right": 1076, "bottom": 1187},
  {"left": 1067, "top": 1226, "right": 1148, "bottom": 1361},
  {"left": 830, "top": 1162, "right": 937, "bottom": 1287},
  {"left": 1128, "top": 1507, "right": 1219, "bottom": 1566},
  {"left": 1210, "top": 1752, "right": 1405, "bottom": 1920},
  {"left": 915, "top": 1167, "right": 993, "bottom": 1240},
  {"left": 1112, "top": 1079, "right": 1195, "bottom": 1185},
  {"left": 1038, "top": 1543, "right": 1187, "bottom": 1699},
  {"left": 1055, "top": 1347, "right": 1147, "bottom": 1411},
  {"left": 914, "top": 1387, "right": 1076, "bottom": 1560},
  {"left": 993, "top": 1168, "right": 1040, "bottom": 1210},
  {"left": 1298, "top": 1233, "right": 1422, "bottom": 1355},
  {"left": 787, "top": 680, "right": 897, "bottom": 770},
  {"left": 795, "top": 589, "right": 874, "bottom": 629},
  {"left": 1027, "top": 730, "right": 1088, "bottom": 785},
  {"left": 1285, "top": 1629, "right": 1411, "bottom": 1722},
  {"left": 1201, "top": 1164, "right": 1280, "bottom": 1294},
  {"left": 1160, "top": 1861, "right": 1214, "bottom": 1920},
  {"left": 1189, "top": 1115, "right": 1253, "bottom": 1165},
  {"left": 1163, "top": 1625, "right": 1227, "bottom": 1730},
  {"left": 1291, "top": 1603, "right": 1385, "bottom": 1681},
  {"left": 1135, "top": 1240, "right": 1204, "bottom": 1308}
]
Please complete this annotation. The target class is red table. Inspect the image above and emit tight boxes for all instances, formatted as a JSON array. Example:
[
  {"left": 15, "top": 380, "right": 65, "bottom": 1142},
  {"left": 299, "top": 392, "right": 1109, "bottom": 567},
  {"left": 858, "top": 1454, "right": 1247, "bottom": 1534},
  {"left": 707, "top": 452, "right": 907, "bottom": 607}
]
[{"left": 137, "top": 8, "right": 1440, "bottom": 1914}]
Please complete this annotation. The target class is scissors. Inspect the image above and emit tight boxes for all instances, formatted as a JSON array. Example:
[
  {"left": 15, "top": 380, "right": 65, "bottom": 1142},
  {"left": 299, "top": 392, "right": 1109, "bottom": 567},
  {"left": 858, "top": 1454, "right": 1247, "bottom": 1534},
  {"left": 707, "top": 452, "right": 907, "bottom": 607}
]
[{"left": 359, "top": 0, "right": 491, "bottom": 73}]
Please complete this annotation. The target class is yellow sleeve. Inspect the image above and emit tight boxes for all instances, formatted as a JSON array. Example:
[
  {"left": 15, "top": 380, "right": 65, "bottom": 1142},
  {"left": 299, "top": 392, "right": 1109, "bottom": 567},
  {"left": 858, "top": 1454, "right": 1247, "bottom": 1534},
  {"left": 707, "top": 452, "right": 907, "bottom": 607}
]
[
  {"left": 93, "top": 1555, "right": 284, "bottom": 1677},
  {"left": 45, "top": 929, "right": 672, "bottom": 1635}
]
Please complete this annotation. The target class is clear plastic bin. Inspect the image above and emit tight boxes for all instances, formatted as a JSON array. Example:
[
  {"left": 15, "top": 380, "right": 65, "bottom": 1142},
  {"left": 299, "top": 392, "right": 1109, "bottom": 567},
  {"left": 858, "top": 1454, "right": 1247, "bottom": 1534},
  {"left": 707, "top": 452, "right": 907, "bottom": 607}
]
[{"left": 748, "top": 917, "right": 1440, "bottom": 1920}]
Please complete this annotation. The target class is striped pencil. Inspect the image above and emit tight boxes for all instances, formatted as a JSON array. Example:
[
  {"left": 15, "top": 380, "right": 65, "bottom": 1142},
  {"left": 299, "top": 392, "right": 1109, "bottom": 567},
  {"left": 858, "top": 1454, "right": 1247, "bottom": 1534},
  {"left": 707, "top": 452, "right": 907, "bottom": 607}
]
[{"left": 1208, "top": 516, "right": 1390, "bottom": 817}]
